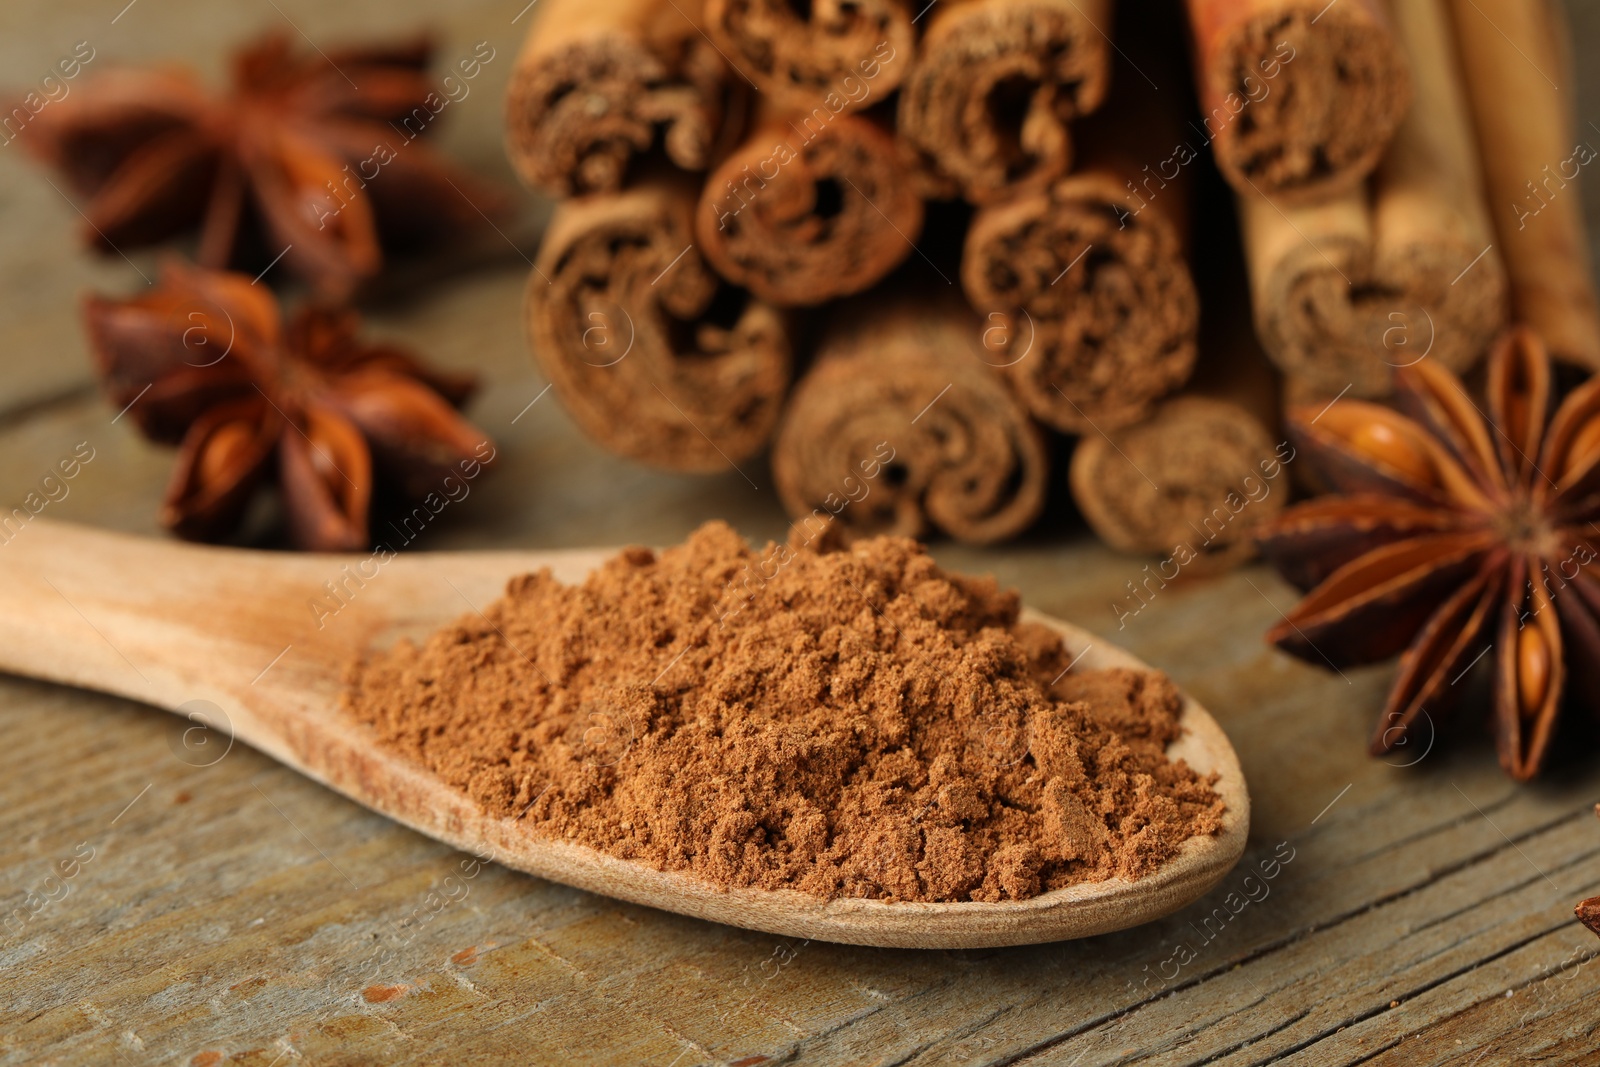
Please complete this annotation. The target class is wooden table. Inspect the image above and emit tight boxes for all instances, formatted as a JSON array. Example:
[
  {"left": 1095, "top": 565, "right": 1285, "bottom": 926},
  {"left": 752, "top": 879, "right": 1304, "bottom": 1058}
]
[{"left": 3, "top": 2, "right": 1599, "bottom": 1063}]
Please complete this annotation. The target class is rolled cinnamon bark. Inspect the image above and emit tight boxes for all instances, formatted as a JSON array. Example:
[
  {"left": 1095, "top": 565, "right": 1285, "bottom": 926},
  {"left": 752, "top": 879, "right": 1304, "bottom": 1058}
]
[
  {"left": 1070, "top": 215, "right": 1286, "bottom": 573},
  {"left": 897, "top": 0, "right": 1111, "bottom": 204},
  {"left": 1242, "top": 0, "right": 1507, "bottom": 398},
  {"left": 1449, "top": 0, "right": 1600, "bottom": 371},
  {"left": 961, "top": 23, "right": 1199, "bottom": 435},
  {"left": 963, "top": 171, "right": 1198, "bottom": 434},
  {"left": 1185, "top": 0, "right": 1410, "bottom": 204},
  {"left": 703, "top": 0, "right": 912, "bottom": 112},
  {"left": 504, "top": 0, "right": 727, "bottom": 197},
  {"left": 772, "top": 294, "right": 1048, "bottom": 545},
  {"left": 696, "top": 113, "right": 923, "bottom": 306},
  {"left": 526, "top": 178, "right": 791, "bottom": 471},
  {"left": 1070, "top": 396, "right": 1284, "bottom": 573}
]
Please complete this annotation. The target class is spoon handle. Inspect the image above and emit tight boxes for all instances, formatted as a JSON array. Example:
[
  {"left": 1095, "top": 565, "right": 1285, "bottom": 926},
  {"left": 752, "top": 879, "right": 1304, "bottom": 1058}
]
[
  {"left": 0, "top": 521, "right": 498, "bottom": 832},
  {"left": 0, "top": 519, "right": 606, "bottom": 714},
  {"left": 0, "top": 519, "right": 242, "bottom": 708}
]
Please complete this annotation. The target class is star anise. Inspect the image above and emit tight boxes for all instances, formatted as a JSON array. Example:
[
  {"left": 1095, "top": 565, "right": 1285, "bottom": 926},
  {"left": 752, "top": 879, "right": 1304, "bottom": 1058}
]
[
  {"left": 20, "top": 32, "right": 505, "bottom": 298},
  {"left": 1581, "top": 897, "right": 1600, "bottom": 937},
  {"left": 1258, "top": 327, "right": 1600, "bottom": 781},
  {"left": 1581, "top": 806, "right": 1600, "bottom": 938},
  {"left": 86, "top": 261, "right": 494, "bottom": 550}
]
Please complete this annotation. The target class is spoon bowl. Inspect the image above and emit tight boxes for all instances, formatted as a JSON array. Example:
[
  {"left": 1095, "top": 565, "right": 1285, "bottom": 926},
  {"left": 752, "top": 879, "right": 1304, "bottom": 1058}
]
[{"left": 0, "top": 520, "right": 1249, "bottom": 948}]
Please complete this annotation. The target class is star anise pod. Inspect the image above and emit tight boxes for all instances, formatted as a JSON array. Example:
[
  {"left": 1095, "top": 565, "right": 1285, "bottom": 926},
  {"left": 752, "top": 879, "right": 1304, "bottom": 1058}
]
[
  {"left": 1258, "top": 327, "right": 1600, "bottom": 781},
  {"left": 1581, "top": 806, "right": 1600, "bottom": 937},
  {"left": 85, "top": 261, "right": 494, "bottom": 551},
  {"left": 20, "top": 32, "right": 506, "bottom": 298},
  {"left": 1580, "top": 897, "right": 1600, "bottom": 937}
]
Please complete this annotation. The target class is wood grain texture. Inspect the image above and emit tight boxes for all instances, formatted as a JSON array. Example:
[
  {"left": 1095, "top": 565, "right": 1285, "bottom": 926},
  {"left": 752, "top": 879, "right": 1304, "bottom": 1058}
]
[{"left": 0, "top": 0, "right": 1598, "bottom": 1062}]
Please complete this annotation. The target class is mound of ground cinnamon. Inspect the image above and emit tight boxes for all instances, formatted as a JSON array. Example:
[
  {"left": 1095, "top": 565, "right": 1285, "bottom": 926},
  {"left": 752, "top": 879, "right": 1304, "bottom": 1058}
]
[{"left": 343, "top": 521, "right": 1223, "bottom": 903}]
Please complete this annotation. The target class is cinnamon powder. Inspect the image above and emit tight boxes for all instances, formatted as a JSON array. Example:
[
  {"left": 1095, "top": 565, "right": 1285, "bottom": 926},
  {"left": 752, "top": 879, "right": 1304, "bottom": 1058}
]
[{"left": 343, "top": 522, "right": 1223, "bottom": 902}]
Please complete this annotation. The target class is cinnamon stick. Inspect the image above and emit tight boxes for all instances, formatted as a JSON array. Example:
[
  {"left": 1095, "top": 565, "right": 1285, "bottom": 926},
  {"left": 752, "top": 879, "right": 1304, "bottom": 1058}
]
[
  {"left": 1449, "top": 0, "right": 1600, "bottom": 370},
  {"left": 704, "top": 0, "right": 912, "bottom": 112},
  {"left": 1070, "top": 396, "right": 1286, "bottom": 573},
  {"left": 772, "top": 293, "right": 1048, "bottom": 544},
  {"left": 961, "top": 23, "right": 1199, "bottom": 434},
  {"left": 1070, "top": 207, "right": 1286, "bottom": 573},
  {"left": 1185, "top": 0, "right": 1410, "bottom": 204},
  {"left": 695, "top": 113, "right": 923, "bottom": 306},
  {"left": 897, "top": 0, "right": 1111, "bottom": 204},
  {"left": 526, "top": 177, "right": 791, "bottom": 471},
  {"left": 504, "top": 0, "right": 726, "bottom": 197},
  {"left": 1241, "top": 0, "right": 1507, "bottom": 398}
]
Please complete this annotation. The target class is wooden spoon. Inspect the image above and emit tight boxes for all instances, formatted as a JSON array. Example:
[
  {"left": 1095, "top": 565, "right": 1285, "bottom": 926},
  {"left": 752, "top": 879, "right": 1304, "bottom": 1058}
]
[{"left": 0, "top": 520, "right": 1249, "bottom": 949}]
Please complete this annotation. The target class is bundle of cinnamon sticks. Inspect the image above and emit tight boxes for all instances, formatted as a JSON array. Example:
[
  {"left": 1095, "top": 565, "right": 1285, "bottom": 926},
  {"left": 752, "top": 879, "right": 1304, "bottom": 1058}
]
[
  {"left": 503, "top": 0, "right": 1600, "bottom": 563},
  {"left": 1214, "top": 0, "right": 1600, "bottom": 397}
]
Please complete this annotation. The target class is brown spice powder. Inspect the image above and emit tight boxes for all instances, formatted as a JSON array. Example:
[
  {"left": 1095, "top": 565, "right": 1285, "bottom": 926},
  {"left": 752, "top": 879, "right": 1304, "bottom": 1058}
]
[{"left": 343, "top": 521, "right": 1223, "bottom": 902}]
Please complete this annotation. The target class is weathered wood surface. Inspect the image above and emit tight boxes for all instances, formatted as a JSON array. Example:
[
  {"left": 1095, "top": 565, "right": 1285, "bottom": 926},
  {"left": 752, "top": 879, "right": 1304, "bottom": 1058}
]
[{"left": 2, "top": 1, "right": 1600, "bottom": 1063}]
